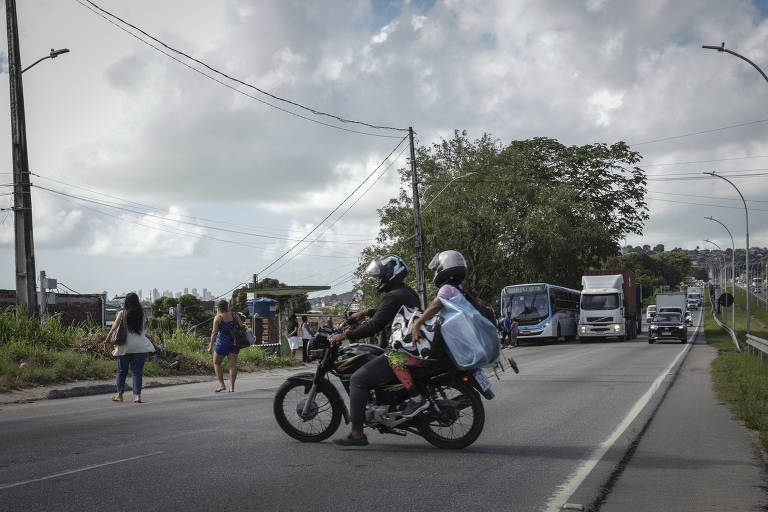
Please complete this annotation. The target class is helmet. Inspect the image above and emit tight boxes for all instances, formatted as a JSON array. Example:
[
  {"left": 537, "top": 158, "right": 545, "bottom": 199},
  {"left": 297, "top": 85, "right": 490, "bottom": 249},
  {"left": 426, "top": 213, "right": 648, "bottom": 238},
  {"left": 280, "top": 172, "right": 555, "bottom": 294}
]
[
  {"left": 365, "top": 254, "right": 408, "bottom": 293},
  {"left": 428, "top": 250, "right": 467, "bottom": 287}
]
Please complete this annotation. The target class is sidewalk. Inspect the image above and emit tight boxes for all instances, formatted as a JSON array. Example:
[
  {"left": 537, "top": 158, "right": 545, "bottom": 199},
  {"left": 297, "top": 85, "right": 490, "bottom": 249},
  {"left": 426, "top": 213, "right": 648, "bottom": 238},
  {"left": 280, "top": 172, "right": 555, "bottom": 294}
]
[{"left": 599, "top": 335, "right": 768, "bottom": 511}]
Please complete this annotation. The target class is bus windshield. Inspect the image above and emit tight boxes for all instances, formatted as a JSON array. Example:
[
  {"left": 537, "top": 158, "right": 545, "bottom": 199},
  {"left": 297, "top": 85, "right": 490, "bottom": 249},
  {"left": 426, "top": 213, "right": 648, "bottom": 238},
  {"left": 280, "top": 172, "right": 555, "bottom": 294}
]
[
  {"left": 504, "top": 289, "right": 550, "bottom": 324},
  {"left": 581, "top": 293, "right": 619, "bottom": 310}
]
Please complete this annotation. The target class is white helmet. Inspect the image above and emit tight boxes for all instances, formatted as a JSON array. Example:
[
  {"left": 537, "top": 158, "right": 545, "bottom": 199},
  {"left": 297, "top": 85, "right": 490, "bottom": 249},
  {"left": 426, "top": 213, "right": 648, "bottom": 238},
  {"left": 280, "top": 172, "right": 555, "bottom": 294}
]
[{"left": 428, "top": 250, "right": 467, "bottom": 287}]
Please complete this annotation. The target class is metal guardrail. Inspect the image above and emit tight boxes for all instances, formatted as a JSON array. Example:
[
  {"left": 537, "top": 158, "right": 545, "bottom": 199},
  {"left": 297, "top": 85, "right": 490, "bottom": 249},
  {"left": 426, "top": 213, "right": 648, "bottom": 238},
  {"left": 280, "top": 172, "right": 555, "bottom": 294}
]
[
  {"left": 710, "top": 300, "right": 741, "bottom": 352},
  {"left": 746, "top": 334, "right": 768, "bottom": 361}
]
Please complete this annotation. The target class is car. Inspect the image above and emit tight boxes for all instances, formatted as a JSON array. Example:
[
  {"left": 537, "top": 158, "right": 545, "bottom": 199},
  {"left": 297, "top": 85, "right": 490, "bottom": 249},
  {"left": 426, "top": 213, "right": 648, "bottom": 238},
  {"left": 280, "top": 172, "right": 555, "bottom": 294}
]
[
  {"left": 685, "top": 311, "right": 692, "bottom": 325},
  {"left": 648, "top": 312, "right": 687, "bottom": 344},
  {"left": 687, "top": 300, "right": 698, "bottom": 311},
  {"left": 646, "top": 305, "right": 657, "bottom": 322}
]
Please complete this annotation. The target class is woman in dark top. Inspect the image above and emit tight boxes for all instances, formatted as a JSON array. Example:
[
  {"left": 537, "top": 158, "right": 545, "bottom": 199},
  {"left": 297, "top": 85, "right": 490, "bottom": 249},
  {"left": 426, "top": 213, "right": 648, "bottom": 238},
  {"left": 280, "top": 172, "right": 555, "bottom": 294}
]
[{"left": 208, "top": 300, "right": 243, "bottom": 393}]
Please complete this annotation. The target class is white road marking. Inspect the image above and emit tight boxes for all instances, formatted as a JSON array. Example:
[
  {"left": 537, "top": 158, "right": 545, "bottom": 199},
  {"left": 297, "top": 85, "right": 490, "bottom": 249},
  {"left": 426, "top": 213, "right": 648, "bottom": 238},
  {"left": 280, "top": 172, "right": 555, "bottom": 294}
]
[
  {"left": 543, "top": 314, "right": 703, "bottom": 512},
  {"left": 0, "top": 451, "right": 164, "bottom": 491}
]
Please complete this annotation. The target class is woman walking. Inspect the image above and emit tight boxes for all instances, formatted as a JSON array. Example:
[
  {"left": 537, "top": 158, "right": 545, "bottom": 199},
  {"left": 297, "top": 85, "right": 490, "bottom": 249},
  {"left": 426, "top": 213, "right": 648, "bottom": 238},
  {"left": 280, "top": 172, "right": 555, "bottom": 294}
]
[
  {"left": 208, "top": 300, "right": 243, "bottom": 393},
  {"left": 287, "top": 313, "right": 300, "bottom": 360},
  {"left": 300, "top": 315, "right": 313, "bottom": 363},
  {"left": 109, "top": 292, "right": 155, "bottom": 403}
]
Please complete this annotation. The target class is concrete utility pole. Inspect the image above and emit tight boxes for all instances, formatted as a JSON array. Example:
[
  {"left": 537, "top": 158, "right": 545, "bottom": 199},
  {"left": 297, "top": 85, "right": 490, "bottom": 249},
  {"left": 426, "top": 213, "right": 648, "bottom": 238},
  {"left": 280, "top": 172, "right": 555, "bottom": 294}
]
[
  {"left": 409, "top": 127, "right": 426, "bottom": 309},
  {"left": 6, "top": 0, "right": 38, "bottom": 315}
]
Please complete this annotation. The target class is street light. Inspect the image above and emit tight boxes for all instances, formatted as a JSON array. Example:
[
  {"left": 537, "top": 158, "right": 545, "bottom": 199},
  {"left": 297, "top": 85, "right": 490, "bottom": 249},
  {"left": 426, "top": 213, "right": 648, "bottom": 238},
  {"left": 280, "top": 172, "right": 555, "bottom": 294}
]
[
  {"left": 5, "top": 0, "right": 71, "bottom": 315},
  {"left": 704, "top": 171, "right": 750, "bottom": 332},
  {"left": 702, "top": 42, "right": 768, "bottom": 84},
  {"left": 21, "top": 48, "right": 70, "bottom": 74},
  {"left": 704, "top": 238, "right": 726, "bottom": 304},
  {"left": 705, "top": 216, "right": 736, "bottom": 330},
  {"left": 421, "top": 172, "right": 477, "bottom": 212}
]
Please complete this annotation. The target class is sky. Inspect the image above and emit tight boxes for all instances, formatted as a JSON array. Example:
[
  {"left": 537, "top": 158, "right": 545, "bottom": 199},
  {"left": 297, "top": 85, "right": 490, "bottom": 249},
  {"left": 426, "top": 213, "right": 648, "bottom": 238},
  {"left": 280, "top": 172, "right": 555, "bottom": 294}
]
[{"left": 0, "top": 0, "right": 767, "bottom": 299}]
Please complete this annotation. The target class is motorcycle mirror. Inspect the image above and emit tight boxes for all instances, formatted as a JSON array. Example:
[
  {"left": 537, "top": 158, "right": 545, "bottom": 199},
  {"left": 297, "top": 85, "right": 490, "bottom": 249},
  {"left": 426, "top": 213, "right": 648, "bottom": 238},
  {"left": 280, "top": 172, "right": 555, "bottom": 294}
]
[{"left": 356, "top": 289, "right": 364, "bottom": 297}]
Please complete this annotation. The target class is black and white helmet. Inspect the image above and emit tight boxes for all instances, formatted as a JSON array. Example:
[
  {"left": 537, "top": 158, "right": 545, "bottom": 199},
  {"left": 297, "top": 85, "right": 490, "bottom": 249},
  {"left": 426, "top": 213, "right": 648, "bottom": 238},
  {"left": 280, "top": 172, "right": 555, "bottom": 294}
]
[
  {"left": 365, "top": 254, "right": 408, "bottom": 293},
  {"left": 429, "top": 250, "right": 467, "bottom": 287}
]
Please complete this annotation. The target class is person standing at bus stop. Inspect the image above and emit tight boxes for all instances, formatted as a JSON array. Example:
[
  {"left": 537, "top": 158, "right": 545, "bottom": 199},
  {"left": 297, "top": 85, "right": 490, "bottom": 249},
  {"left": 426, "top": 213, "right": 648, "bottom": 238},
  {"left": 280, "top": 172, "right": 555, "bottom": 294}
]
[
  {"left": 300, "top": 315, "right": 313, "bottom": 363},
  {"left": 500, "top": 312, "right": 513, "bottom": 346}
]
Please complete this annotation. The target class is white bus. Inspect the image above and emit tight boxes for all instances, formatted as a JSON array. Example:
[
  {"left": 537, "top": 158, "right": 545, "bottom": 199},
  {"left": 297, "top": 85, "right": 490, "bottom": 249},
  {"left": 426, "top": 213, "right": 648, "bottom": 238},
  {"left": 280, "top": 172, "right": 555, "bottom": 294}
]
[{"left": 500, "top": 283, "right": 580, "bottom": 342}]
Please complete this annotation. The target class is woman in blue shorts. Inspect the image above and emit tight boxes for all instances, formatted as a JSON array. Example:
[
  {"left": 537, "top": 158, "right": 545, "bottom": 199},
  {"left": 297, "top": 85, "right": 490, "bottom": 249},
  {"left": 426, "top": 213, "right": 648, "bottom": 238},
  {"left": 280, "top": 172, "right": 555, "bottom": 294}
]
[{"left": 208, "top": 300, "right": 244, "bottom": 392}]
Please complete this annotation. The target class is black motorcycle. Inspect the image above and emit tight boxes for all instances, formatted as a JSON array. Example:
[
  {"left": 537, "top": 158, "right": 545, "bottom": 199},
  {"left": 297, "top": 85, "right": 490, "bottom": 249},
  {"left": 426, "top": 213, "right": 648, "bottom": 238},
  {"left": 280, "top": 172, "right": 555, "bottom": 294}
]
[{"left": 273, "top": 325, "right": 496, "bottom": 449}]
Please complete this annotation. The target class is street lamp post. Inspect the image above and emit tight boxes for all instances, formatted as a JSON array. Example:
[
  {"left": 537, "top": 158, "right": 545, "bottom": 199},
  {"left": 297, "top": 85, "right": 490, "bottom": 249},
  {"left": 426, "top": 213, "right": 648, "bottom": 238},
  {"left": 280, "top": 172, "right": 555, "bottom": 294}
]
[
  {"left": 705, "top": 216, "right": 736, "bottom": 330},
  {"left": 22, "top": 48, "right": 70, "bottom": 74},
  {"left": 702, "top": 43, "right": 767, "bottom": 333},
  {"left": 704, "top": 239, "right": 727, "bottom": 316},
  {"left": 704, "top": 171, "right": 750, "bottom": 332}
]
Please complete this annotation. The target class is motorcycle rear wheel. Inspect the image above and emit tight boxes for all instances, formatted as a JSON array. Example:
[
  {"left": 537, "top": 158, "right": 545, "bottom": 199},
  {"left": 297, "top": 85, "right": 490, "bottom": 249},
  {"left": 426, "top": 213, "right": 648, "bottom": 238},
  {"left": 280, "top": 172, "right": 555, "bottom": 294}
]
[
  {"left": 418, "top": 381, "right": 485, "bottom": 449},
  {"left": 273, "top": 380, "right": 343, "bottom": 442}
]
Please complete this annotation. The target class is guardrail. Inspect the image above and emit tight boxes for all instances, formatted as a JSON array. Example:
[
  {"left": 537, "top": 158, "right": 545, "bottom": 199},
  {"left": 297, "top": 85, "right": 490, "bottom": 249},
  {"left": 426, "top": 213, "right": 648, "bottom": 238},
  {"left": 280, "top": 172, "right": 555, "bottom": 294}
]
[
  {"left": 710, "top": 300, "right": 741, "bottom": 352},
  {"left": 746, "top": 334, "right": 768, "bottom": 361}
]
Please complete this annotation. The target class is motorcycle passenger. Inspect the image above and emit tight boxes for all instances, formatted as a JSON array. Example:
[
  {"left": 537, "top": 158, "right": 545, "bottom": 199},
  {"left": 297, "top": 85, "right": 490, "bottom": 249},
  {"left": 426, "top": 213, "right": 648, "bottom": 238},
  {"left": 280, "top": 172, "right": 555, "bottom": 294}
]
[
  {"left": 329, "top": 254, "right": 420, "bottom": 446},
  {"left": 403, "top": 250, "right": 468, "bottom": 409}
]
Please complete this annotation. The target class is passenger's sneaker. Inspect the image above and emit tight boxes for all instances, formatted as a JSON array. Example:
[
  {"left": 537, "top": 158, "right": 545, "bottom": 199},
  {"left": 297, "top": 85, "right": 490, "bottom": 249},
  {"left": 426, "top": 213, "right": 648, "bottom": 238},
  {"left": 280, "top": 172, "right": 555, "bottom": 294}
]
[{"left": 401, "top": 397, "right": 430, "bottom": 417}]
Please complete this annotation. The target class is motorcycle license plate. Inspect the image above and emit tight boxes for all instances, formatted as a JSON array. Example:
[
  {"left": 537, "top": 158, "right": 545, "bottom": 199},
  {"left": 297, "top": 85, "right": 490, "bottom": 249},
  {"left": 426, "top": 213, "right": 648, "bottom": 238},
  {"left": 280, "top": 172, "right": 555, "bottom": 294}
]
[{"left": 473, "top": 369, "right": 491, "bottom": 392}]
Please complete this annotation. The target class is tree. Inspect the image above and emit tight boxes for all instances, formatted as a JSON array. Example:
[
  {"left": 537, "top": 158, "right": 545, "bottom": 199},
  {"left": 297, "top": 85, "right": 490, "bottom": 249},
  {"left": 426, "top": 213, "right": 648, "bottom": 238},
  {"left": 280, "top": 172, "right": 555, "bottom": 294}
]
[
  {"left": 653, "top": 244, "right": 665, "bottom": 253},
  {"left": 358, "top": 131, "right": 648, "bottom": 303}
]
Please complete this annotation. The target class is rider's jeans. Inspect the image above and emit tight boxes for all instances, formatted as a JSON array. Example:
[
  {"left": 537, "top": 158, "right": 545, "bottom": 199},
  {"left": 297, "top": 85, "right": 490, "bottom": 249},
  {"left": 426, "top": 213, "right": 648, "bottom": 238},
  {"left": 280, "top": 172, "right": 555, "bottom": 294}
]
[{"left": 349, "top": 354, "right": 396, "bottom": 431}]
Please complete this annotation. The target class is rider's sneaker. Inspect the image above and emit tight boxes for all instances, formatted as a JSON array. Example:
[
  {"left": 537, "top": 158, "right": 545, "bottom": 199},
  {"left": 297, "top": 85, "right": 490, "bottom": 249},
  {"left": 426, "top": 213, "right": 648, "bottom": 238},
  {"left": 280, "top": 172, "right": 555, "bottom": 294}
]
[
  {"left": 401, "top": 397, "right": 430, "bottom": 417},
  {"left": 333, "top": 432, "right": 369, "bottom": 446}
]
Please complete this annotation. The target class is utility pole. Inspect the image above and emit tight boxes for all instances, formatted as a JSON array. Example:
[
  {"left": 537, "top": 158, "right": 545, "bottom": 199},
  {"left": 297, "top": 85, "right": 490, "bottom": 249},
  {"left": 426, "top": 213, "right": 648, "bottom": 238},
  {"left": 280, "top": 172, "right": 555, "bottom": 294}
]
[
  {"left": 6, "top": 0, "right": 38, "bottom": 315},
  {"left": 409, "top": 127, "right": 426, "bottom": 309}
]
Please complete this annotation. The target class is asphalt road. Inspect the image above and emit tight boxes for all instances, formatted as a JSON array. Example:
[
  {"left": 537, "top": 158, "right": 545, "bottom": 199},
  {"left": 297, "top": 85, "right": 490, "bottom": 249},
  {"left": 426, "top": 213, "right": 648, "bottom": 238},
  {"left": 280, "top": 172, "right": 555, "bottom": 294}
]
[{"left": 0, "top": 309, "right": 754, "bottom": 512}]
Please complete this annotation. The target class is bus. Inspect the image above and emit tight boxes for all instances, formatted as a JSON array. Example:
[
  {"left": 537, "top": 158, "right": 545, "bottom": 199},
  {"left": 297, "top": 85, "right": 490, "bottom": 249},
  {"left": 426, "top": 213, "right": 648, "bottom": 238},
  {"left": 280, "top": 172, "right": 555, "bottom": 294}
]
[{"left": 500, "top": 283, "right": 581, "bottom": 342}]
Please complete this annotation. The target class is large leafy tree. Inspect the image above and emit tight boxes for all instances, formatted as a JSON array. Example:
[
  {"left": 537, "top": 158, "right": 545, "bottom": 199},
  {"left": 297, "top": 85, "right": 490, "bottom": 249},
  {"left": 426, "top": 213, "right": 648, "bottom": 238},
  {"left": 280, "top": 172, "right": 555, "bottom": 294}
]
[{"left": 357, "top": 131, "right": 648, "bottom": 305}]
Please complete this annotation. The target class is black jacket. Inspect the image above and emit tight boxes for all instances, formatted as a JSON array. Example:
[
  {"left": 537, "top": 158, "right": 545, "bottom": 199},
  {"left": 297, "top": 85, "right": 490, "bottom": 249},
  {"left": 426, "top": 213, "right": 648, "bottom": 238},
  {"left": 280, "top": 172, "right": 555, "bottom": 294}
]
[{"left": 346, "top": 285, "right": 420, "bottom": 346}]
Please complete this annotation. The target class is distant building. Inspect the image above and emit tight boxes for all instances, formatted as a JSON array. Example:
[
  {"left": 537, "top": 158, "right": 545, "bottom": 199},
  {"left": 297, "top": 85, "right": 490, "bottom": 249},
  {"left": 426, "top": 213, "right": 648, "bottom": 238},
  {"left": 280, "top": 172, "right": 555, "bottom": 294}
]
[{"left": 192, "top": 288, "right": 198, "bottom": 297}]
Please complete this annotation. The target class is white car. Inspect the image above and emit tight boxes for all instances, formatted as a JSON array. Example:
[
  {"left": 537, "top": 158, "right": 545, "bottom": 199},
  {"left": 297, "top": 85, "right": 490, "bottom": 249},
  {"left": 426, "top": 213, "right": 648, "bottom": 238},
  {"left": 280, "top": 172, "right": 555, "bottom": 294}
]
[{"left": 646, "top": 305, "right": 657, "bottom": 322}]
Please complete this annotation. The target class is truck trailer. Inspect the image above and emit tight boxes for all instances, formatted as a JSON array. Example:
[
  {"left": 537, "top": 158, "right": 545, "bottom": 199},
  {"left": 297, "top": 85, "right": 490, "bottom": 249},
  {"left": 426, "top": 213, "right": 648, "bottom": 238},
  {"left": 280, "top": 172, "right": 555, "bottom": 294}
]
[{"left": 578, "top": 269, "right": 642, "bottom": 341}]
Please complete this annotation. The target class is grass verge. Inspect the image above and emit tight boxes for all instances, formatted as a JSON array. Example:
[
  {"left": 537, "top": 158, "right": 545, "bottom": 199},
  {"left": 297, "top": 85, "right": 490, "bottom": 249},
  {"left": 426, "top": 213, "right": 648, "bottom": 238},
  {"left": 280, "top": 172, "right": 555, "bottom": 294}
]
[
  {"left": 704, "top": 286, "right": 768, "bottom": 453},
  {"left": 0, "top": 309, "right": 297, "bottom": 392}
]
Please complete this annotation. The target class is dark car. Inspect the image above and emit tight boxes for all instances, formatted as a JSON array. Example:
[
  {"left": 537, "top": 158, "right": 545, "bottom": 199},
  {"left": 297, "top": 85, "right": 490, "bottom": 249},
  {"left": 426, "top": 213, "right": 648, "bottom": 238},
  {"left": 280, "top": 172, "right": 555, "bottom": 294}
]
[{"left": 648, "top": 312, "right": 687, "bottom": 344}]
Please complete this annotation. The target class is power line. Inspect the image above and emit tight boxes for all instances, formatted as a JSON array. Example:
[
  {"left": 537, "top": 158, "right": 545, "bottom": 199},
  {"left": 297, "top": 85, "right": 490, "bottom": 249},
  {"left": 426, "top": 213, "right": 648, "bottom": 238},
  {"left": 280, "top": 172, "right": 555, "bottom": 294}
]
[
  {"left": 644, "top": 167, "right": 768, "bottom": 177},
  {"left": 76, "top": 0, "right": 407, "bottom": 136},
  {"left": 265, "top": 144, "right": 408, "bottom": 275},
  {"left": 57, "top": 282, "right": 82, "bottom": 294},
  {"left": 629, "top": 118, "right": 768, "bottom": 146},
  {"left": 30, "top": 171, "right": 376, "bottom": 240},
  {"left": 641, "top": 155, "right": 768, "bottom": 167},
  {"left": 646, "top": 196, "right": 768, "bottom": 212},
  {"left": 32, "top": 183, "right": 370, "bottom": 246},
  {"left": 647, "top": 189, "right": 768, "bottom": 204},
  {"left": 256, "top": 135, "right": 408, "bottom": 276}
]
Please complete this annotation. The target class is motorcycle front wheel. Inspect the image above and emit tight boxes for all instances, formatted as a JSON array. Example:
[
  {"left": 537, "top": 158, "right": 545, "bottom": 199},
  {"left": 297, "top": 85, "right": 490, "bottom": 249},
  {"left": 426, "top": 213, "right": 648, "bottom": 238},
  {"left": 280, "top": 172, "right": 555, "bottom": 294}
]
[
  {"left": 418, "top": 381, "right": 485, "bottom": 449},
  {"left": 273, "top": 380, "right": 343, "bottom": 442}
]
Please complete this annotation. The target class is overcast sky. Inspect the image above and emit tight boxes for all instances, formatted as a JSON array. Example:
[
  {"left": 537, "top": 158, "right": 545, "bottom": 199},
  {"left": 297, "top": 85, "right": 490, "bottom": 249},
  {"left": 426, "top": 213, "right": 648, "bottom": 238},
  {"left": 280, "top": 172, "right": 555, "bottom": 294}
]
[{"left": 0, "top": 0, "right": 767, "bottom": 299}]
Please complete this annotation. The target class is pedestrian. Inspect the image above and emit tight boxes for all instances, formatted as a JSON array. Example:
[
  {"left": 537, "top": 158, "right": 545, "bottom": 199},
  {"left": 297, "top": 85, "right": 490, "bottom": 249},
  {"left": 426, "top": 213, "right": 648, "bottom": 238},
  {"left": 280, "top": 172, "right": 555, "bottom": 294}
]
[
  {"left": 500, "top": 312, "right": 513, "bottom": 346},
  {"left": 287, "top": 313, "right": 300, "bottom": 360},
  {"left": 300, "top": 315, "right": 313, "bottom": 363},
  {"left": 511, "top": 319, "right": 520, "bottom": 347},
  {"left": 208, "top": 300, "right": 244, "bottom": 393},
  {"left": 109, "top": 292, "right": 155, "bottom": 404}
]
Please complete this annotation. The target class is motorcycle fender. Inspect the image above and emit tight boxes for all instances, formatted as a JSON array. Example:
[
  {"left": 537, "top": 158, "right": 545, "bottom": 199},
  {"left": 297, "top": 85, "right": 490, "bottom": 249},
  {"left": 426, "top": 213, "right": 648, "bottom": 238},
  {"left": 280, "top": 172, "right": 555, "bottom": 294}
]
[{"left": 286, "top": 373, "right": 350, "bottom": 425}]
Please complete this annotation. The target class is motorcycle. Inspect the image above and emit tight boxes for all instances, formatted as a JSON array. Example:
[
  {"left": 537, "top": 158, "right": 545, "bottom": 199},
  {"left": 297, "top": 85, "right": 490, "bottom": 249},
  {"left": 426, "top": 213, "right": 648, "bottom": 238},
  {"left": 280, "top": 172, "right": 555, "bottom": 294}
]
[{"left": 273, "top": 313, "right": 500, "bottom": 449}]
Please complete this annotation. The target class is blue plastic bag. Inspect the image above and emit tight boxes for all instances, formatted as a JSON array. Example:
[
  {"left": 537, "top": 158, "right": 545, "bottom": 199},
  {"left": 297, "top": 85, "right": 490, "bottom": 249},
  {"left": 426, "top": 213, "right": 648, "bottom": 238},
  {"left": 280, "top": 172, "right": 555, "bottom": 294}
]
[{"left": 439, "top": 293, "right": 500, "bottom": 369}]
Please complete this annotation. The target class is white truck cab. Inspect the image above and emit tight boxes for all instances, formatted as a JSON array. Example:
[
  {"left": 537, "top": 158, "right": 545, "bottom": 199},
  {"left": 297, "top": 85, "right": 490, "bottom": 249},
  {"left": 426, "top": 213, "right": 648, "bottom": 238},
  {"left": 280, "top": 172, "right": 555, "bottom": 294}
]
[{"left": 578, "top": 274, "right": 626, "bottom": 340}]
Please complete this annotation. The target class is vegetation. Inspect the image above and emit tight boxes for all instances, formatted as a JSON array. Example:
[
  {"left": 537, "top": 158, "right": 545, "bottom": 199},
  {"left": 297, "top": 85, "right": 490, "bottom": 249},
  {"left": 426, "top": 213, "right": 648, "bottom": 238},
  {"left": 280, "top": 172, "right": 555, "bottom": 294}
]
[
  {"left": 604, "top": 250, "right": 693, "bottom": 301},
  {"left": 149, "top": 294, "right": 215, "bottom": 337},
  {"left": 705, "top": 286, "right": 768, "bottom": 453},
  {"left": 231, "top": 278, "right": 312, "bottom": 316},
  {"left": 0, "top": 309, "right": 295, "bottom": 392},
  {"left": 357, "top": 131, "right": 648, "bottom": 309}
]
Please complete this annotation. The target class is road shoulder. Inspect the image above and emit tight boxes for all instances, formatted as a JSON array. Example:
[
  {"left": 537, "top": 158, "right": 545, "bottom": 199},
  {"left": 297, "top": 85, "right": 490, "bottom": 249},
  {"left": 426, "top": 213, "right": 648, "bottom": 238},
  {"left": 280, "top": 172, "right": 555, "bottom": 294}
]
[{"left": 599, "top": 337, "right": 768, "bottom": 511}]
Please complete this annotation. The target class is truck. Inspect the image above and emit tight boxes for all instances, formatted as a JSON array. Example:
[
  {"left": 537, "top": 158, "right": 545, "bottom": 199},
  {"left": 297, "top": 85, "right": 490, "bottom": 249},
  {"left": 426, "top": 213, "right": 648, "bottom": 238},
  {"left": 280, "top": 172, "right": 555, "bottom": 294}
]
[
  {"left": 656, "top": 292, "right": 687, "bottom": 318},
  {"left": 578, "top": 269, "right": 642, "bottom": 341},
  {"left": 686, "top": 286, "right": 702, "bottom": 310}
]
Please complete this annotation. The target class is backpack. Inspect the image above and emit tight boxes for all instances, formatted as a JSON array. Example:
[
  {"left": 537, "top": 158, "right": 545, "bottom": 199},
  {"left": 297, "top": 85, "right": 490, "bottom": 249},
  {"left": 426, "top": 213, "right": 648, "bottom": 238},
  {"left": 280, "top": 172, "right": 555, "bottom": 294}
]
[{"left": 463, "top": 290, "right": 497, "bottom": 328}]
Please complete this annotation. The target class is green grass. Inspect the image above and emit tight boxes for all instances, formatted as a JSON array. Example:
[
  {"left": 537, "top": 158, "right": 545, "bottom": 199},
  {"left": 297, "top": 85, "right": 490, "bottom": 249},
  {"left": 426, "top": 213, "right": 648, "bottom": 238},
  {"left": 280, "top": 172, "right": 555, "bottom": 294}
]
[
  {"left": 704, "top": 285, "right": 768, "bottom": 453},
  {"left": 0, "top": 310, "right": 296, "bottom": 392}
]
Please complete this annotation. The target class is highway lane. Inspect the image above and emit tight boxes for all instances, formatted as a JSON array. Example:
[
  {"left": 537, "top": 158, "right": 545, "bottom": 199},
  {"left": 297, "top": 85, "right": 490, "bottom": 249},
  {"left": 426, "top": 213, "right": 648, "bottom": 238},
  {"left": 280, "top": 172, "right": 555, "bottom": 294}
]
[{"left": 0, "top": 312, "right": 701, "bottom": 512}]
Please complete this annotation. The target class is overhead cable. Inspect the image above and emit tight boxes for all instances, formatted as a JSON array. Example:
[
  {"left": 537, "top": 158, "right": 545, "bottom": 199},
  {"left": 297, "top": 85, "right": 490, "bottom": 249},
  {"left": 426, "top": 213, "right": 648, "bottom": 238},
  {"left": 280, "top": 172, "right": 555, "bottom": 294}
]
[
  {"left": 629, "top": 118, "right": 768, "bottom": 146},
  {"left": 77, "top": 0, "right": 407, "bottom": 136}
]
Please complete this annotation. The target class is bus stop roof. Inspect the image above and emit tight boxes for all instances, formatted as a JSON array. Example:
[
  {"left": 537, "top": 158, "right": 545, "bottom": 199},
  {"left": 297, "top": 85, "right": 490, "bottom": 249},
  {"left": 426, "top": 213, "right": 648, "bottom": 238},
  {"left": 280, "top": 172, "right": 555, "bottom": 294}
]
[{"left": 246, "top": 286, "right": 330, "bottom": 297}]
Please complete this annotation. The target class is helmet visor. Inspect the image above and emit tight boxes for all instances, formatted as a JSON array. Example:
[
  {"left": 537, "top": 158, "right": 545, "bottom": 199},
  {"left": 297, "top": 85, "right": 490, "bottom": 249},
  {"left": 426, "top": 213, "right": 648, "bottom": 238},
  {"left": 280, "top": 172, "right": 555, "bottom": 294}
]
[
  {"left": 365, "top": 259, "right": 382, "bottom": 277},
  {"left": 428, "top": 253, "right": 441, "bottom": 270}
]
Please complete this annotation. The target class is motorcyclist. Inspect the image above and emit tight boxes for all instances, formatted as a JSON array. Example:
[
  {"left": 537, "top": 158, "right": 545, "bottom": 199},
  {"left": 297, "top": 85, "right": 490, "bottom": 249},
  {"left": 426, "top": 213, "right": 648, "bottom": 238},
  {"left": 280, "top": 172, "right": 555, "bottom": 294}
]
[{"left": 329, "top": 254, "right": 420, "bottom": 446}]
